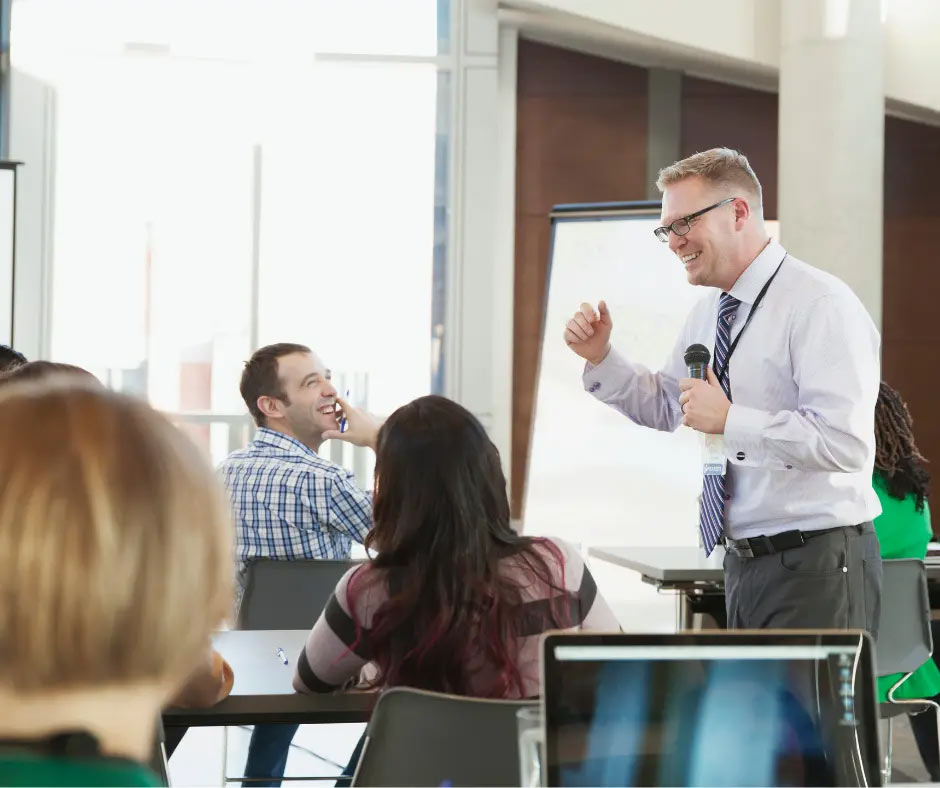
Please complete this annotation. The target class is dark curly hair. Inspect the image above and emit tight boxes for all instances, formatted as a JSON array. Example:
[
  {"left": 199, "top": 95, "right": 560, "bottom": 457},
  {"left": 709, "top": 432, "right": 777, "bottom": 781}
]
[{"left": 875, "top": 381, "right": 930, "bottom": 512}]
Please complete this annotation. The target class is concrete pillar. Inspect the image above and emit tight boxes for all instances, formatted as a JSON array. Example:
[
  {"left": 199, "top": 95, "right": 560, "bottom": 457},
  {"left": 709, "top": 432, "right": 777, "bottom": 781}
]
[
  {"left": 778, "top": 0, "right": 884, "bottom": 327},
  {"left": 646, "top": 68, "right": 682, "bottom": 200},
  {"left": 446, "top": 0, "right": 508, "bottom": 464}
]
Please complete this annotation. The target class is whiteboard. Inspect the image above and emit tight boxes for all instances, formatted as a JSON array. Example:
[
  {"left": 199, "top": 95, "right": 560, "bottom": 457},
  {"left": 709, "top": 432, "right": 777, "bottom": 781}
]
[{"left": 523, "top": 204, "right": 705, "bottom": 549}]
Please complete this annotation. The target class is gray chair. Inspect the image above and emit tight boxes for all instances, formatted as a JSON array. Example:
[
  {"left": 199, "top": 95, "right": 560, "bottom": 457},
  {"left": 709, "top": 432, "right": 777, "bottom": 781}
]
[
  {"left": 351, "top": 686, "right": 537, "bottom": 787},
  {"left": 237, "top": 558, "right": 361, "bottom": 630},
  {"left": 875, "top": 558, "right": 940, "bottom": 784},
  {"left": 227, "top": 557, "right": 361, "bottom": 783}
]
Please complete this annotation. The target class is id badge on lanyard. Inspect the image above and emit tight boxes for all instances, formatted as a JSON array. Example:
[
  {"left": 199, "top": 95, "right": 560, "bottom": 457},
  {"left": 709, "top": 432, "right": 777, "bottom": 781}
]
[{"left": 702, "top": 434, "right": 727, "bottom": 476}]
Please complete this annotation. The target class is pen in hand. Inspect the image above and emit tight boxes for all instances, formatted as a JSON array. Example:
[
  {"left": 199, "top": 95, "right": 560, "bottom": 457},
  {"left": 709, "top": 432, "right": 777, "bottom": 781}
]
[
  {"left": 276, "top": 647, "right": 288, "bottom": 666},
  {"left": 339, "top": 389, "right": 350, "bottom": 433}
]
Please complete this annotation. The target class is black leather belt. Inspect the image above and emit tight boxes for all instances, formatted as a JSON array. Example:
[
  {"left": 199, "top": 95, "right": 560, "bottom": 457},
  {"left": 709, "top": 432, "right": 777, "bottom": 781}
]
[{"left": 722, "top": 526, "right": 846, "bottom": 558}]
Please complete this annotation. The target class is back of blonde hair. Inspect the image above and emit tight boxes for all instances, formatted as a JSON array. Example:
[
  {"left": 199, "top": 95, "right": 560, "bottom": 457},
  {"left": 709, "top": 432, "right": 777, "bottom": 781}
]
[
  {"left": 0, "top": 380, "right": 233, "bottom": 692},
  {"left": 656, "top": 147, "right": 763, "bottom": 215}
]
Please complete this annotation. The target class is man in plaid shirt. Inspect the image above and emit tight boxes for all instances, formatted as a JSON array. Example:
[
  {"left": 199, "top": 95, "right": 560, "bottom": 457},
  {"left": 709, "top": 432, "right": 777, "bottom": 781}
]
[{"left": 220, "top": 342, "right": 382, "bottom": 787}]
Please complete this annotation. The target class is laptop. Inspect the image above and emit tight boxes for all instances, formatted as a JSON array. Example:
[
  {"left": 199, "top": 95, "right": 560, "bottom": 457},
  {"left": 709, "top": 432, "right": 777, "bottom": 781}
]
[{"left": 541, "top": 631, "right": 880, "bottom": 787}]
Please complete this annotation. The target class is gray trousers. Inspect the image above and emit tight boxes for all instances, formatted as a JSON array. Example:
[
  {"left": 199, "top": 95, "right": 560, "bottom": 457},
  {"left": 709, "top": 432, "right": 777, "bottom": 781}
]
[{"left": 723, "top": 522, "right": 882, "bottom": 639}]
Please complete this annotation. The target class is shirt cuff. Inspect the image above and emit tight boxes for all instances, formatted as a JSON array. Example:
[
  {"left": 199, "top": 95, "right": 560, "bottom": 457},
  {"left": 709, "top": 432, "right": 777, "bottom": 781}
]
[
  {"left": 582, "top": 347, "right": 621, "bottom": 396},
  {"left": 723, "top": 404, "right": 769, "bottom": 466}
]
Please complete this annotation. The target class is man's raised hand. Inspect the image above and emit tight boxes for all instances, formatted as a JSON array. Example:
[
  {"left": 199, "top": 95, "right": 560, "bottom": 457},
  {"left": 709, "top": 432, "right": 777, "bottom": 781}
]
[{"left": 563, "top": 300, "right": 612, "bottom": 366}]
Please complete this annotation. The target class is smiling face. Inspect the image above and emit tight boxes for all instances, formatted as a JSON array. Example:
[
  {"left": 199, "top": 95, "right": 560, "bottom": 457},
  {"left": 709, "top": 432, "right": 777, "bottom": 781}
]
[
  {"left": 267, "top": 352, "right": 339, "bottom": 450},
  {"left": 660, "top": 176, "right": 742, "bottom": 290}
]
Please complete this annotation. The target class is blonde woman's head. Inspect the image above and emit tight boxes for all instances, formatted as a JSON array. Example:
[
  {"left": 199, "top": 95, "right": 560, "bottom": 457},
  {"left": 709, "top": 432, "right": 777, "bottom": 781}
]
[{"left": 0, "top": 379, "right": 233, "bottom": 695}]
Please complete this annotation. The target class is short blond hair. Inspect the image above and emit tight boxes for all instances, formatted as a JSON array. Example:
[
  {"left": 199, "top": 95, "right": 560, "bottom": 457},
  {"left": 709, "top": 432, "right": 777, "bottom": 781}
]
[
  {"left": 656, "top": 147, "right": 763, "bottom": 214},
  {"left": 0, "top": 380, "right": 234, "bottom": 692}
]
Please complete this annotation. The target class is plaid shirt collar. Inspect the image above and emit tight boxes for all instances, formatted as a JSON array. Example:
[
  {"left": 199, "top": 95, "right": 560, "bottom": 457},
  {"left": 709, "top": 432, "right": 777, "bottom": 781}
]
[{"left": 252, "top": 427, "right": 320, "bottom": 460}]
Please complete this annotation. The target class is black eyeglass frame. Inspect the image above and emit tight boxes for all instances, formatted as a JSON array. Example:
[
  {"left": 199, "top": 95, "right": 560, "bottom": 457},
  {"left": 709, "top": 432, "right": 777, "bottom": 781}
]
[{"left": 653, "top": 196, "right": 738, "bottom": 243}]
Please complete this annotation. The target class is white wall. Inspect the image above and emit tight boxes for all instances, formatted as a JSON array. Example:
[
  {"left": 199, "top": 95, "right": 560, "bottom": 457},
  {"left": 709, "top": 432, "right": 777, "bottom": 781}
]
[
  {"left": 505, "top": 0, "right": 779, "bottom": 69},
  {"left": 502, "top": 0, "right": 940, "bottom": 121},
  {"left": 883, "top": 0, "right": 940, "bottom": 118}
]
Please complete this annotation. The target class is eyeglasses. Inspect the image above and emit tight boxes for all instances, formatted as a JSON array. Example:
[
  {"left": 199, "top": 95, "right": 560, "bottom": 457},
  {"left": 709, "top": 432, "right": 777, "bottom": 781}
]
[{"left": 653, "top": 197, "right": 737, "bottom": 243}]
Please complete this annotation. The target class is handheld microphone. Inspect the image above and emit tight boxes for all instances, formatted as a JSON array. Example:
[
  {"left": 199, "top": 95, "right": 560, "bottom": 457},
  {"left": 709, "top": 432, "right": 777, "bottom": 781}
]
[{"left": 684, "top": 344, "right": 711, "bottom": 380}]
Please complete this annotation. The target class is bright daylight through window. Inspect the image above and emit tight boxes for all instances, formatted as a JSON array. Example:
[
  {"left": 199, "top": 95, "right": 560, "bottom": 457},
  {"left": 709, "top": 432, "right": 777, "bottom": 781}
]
[{"left": 12, "top": 0, "right": 449, "bottom": 482}]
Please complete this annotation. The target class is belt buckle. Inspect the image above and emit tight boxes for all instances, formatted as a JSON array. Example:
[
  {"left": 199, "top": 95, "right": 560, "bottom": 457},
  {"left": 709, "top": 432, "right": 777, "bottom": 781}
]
[{"left": 729, "top": 538, "right": 754, "bottom": 559}]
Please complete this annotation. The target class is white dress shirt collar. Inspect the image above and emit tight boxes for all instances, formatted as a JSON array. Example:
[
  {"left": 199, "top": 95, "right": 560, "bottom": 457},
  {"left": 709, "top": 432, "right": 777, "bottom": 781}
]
[{"left": 727, "top": 238, "right": 787, "bottom": 305}]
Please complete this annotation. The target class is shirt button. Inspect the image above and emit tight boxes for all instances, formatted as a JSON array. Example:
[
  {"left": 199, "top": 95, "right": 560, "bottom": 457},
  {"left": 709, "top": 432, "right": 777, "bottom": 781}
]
[
  {"left": 786, "top": 464, "right": 792, "bottom": 470},
  {"left": 736, "top": 451, "right": 746, "bottom": 461}
]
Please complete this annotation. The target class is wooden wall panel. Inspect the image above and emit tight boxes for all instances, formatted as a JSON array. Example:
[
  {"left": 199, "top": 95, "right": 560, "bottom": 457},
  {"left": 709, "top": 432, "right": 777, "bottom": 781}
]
[
  {"left": 882, "top": 117, "right": 940, "bottom": 518},
  {"left": 679, "top": 76, "right": 779, "bottom": 219},
  {"left": 512, "top": 40, "right": 648, "bottom": 518}
]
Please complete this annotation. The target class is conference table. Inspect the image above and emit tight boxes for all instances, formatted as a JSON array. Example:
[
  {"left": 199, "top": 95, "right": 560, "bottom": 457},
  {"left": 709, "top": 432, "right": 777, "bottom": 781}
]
[
  {"left": 589, "top": 545, "right": 940, "bottom": 630},
  {"left": 589, "top": 546, "right": 724, "bottom": 630},
  {"left": 162, "top": 629, "right": 373, "bottom": 727}
]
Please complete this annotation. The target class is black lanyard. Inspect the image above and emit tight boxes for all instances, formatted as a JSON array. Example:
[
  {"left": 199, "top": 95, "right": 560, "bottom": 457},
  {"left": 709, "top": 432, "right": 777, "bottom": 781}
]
[{"left": 714, "top": 253, "right": 787, "bottom": 392}]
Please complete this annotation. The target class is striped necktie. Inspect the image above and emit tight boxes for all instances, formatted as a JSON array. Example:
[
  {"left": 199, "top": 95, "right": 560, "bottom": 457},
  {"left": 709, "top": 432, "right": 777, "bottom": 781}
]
[{"left": 699, "top": 292, "right": 741, "bottom": 556}]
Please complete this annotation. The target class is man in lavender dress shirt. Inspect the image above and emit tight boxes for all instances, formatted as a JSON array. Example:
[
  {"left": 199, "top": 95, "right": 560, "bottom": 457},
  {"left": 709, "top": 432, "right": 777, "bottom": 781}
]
[{"left": 563, "top": 148, "right": 882, "bottom": 634}]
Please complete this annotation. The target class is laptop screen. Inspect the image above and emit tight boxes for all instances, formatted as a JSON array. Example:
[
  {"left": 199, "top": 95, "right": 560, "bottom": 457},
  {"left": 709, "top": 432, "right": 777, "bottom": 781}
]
[{"left": 542, "top": 632, "right": 880, "bottom": 787}]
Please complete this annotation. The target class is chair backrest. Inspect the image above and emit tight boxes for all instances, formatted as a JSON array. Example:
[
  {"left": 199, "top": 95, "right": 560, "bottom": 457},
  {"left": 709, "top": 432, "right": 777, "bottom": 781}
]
[
  {"left": 237, "top": 558, "right": 360, "bottom": 630},
  {"left": 876, "top": 558, "right": 932, "bottom": 676},
  {"left": 352, "top": 687, "right": 537, "bottom": 787}
]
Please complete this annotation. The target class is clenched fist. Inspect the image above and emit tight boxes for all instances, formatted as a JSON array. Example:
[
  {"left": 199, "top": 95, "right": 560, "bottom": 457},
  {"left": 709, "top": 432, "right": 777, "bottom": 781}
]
[{"left": 563, "top": 301, "right": 612, "bottom": 366}]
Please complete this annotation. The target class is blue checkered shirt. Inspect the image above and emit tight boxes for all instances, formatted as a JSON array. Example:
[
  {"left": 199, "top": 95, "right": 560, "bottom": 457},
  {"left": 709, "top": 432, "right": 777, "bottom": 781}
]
[{"left": 219, "top": 428, "right": 372, "bottom": 580}]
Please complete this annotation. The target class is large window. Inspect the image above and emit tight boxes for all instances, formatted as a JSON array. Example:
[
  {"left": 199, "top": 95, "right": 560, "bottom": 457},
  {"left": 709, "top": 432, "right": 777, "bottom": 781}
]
[{"left": 12, "top": 0, "right": 450, "bottom": 477}]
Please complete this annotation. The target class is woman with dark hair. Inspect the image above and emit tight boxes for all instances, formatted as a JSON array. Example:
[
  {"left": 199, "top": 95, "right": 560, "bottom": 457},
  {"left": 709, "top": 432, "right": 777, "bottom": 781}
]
[
  {"left": 292, "top": 393, "right": 618, "bottom": 695},
  {"left": 871, "top": 381, "right": 940, "bottom": 780}
]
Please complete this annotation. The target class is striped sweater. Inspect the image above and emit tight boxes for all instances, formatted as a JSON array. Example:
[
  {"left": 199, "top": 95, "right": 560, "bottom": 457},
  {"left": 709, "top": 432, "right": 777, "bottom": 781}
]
[{"left": 292, "top": 537, "right": 619, "bottom": 699}]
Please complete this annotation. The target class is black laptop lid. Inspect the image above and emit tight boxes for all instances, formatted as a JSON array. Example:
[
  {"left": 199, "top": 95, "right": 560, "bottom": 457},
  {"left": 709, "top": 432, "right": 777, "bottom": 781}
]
[{"left": 541, "top": 631, "right": 880, "bottom": 787}]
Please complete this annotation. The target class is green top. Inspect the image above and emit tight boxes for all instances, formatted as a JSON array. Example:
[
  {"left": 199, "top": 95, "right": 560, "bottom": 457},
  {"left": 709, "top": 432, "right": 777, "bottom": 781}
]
[
  {"left": 0, "top": 751, "right": 161, "bottom": 787},
  {"left": 872, "top": 471, "right": 940, "bottom": 702}
]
